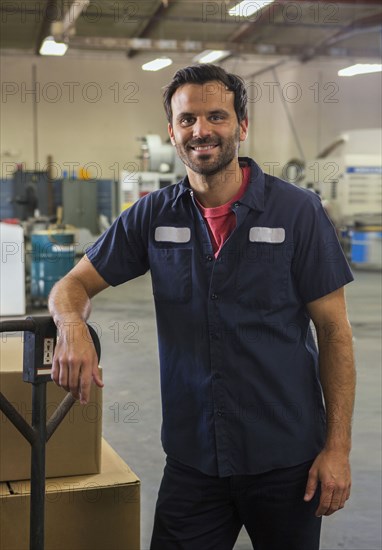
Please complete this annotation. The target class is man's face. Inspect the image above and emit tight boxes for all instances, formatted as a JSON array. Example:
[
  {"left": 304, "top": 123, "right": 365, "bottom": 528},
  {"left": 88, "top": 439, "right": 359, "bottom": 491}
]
[{"left": 168, "top": 81, "right": 248, "bottom": 177}]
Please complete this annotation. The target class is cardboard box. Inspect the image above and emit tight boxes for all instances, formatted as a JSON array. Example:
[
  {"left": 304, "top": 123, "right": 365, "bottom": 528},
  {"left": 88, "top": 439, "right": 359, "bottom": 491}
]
[
  {"left": 0, "top": 336, "right": 102, "bottom": 481},
  {"left": 0, "top": 439, "right": 140, "bottom": 550}
]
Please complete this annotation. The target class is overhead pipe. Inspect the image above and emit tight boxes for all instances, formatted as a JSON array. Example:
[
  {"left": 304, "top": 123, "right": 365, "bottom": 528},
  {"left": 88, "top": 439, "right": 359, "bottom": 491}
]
[
  {"left": 66, "top": 35, "right": 381, "bottom": 59},
  {"left": 61, "top": 0, "right": 90, "bottom": 36},
  {"left": 36, "top": 0, "right": 89, "bottom": 53}
]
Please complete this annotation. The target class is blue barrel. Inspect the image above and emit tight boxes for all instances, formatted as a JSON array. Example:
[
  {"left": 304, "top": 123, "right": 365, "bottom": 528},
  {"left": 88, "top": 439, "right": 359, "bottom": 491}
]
[
  {"left": 350, "top": 230, "right": 382, "bottom": 268},
  {"left": 31, "top": 230, "right": 75, "bottom": 299}
]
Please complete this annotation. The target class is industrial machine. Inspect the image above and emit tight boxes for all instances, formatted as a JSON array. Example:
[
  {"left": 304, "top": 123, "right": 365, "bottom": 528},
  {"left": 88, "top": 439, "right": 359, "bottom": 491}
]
[
  {"left": 301, "top": 129, "right": 382, "bottom": 268},
  {"left": 0, "top": 167, "right": 118, "bottom": 311},
  {"left": 12, "top": 169, "right": 53, "bottom": 220},
  {"left": 120, "top": 170, "right": 178, "bottom": 210},
  {"left": 120, "top": 134, "right": 185, "bottom": 210},
  {"left": 30, "top": 229, "right": 75, "bottom": 305}
]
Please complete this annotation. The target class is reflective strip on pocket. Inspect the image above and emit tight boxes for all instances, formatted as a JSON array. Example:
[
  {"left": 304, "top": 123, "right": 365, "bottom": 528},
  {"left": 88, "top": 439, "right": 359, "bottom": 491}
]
[
  {"left": 155, "top": 226, "right": 191, "bottom": 243},
  {"left": 249, "top": 227, "right": 285, "bottom": 243}
]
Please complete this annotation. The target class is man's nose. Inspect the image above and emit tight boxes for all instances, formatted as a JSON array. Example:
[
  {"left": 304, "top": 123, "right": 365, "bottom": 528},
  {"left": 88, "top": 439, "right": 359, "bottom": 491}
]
[{"left": 192, "top": 118, "right": 212, "bottom": 139}]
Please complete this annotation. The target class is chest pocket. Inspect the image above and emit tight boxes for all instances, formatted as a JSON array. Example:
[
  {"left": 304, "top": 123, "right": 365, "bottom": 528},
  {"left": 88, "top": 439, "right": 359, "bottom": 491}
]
[
  {"left": 236, "top": 242, "right": 291, "bottom": 309},
  {"left": 149, "top": 248, "right": 192, "bottom": 303}
]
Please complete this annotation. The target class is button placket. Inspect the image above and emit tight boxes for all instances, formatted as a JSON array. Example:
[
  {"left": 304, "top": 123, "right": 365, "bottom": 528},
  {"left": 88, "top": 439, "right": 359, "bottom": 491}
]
[{"left": 207, "top": 258, "right": 232, "bottom": 476}]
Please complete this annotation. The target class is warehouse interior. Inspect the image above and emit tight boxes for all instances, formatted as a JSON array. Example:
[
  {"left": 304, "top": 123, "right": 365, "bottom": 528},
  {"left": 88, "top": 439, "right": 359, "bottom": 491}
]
[{"left": 0, "top": 1, "right": 381, "bottom": 549}]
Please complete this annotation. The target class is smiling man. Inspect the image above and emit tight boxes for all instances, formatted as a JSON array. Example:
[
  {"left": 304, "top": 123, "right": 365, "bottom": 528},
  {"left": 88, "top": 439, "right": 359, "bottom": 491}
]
[
  {"left": 168, "top": 80, "right": 246, "bottom": 180},
  {"left": 49, "top": 64, "right": 355, "bottom": 550}
]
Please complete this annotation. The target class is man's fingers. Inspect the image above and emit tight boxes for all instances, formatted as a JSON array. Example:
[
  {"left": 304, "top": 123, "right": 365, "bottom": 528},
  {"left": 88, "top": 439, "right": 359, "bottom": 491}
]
[
  {"left": 79, "top": 375, "right": 92, "bottom": 405},
  {"left": 92, "top": 365, "right": 104, "bottom": 389},
  {"left": 51, "top": 355, "right": 70, "bottom": 391},
  {"left": 338, "top": 489, "right": 348, "bottom": 510},
  {"left": 305, "top": 450, "right": 352, "bottom": 517},
  {"left": 315, "top": 483, "right": 334, "bottom": 516},
  {"left": 51, "top": 357, "right": 60, "bottom": 384},
  {"left": 79, "top": 358, "right": 104, "bottom": 404},
  {"left": 316, "top": 482, "right": 350, "bottom": 516},
  {"left": 67, "top": 358, "right": 81, "bottom": 393},
  {"left": 50, "top": 336, "right": 103, "bottom": 405},
  {"left": 304, "top": 468, "right": 318, "bottom": 502}
]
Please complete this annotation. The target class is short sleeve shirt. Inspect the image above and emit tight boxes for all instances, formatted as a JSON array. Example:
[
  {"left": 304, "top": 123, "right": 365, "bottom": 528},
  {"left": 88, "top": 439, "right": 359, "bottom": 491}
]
[{"left": 87, "top": 157, "right": 354, "bottom": 477}]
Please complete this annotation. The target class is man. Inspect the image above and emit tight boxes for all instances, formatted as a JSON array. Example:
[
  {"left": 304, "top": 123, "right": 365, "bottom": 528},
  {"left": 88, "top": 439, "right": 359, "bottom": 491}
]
[{"left": 49, "top": 64, "right": 355, "bottom": 549}]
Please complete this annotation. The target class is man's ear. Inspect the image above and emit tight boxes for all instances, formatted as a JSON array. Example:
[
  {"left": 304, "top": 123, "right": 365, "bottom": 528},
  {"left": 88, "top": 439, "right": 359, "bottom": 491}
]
[
  {"left": 168, "top": 123, "right": 176, "bottom": 145},
  {"left": 239, "top": 117, "right": 249, "bottom": 142}
]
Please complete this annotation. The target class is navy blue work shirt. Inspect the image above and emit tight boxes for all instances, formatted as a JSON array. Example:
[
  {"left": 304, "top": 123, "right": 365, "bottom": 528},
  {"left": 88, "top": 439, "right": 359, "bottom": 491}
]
[{"left": 87, "top": 157, "right": 354, "bottom": 477}]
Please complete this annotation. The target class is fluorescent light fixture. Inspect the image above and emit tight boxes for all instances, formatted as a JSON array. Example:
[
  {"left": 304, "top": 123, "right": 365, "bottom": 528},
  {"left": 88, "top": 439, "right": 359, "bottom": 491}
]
[
  {"left": 338, "top": 63, "right": 382, "bottom": 76},
  {"left": 39, "top": 36, "right": 68, "bottom": 56},
  {"left": 229, "top": 0, "right": 274, "bottom": 17},
  {"left": 142, "top": 58, "right": 173, "bottom": 71},
  {"left": 194, "top": 50, "right": 230, "bottom": 64}
]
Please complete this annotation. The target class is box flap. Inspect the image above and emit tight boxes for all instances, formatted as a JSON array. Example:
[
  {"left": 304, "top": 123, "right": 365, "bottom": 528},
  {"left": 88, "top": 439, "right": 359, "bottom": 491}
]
[
  {"left": 9, "top": 439, "right": 139, "bottom": 495},
  {"left": 0, "top": 482, "right": 11, "bottom": 497}
]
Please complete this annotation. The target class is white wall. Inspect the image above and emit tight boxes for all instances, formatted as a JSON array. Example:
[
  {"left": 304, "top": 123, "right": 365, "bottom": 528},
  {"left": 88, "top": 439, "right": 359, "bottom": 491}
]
[
  {"left": 1, "top": 52, "right": 381, "bottom": 180},
  {"left": 1, "top": 53, "right": 175, "bottom": 180}
]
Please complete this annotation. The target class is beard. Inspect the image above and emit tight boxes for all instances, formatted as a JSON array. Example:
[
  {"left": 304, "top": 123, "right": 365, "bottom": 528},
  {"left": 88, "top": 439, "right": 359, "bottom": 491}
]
[{"left": 174, "top": 126, "right": 241, "bottom": 177}]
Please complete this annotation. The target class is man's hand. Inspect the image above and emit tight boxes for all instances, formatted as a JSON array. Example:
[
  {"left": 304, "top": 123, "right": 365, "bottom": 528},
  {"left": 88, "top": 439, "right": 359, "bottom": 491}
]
[
  {"left": 304, "top": 449, "right": 351, "bottom": 516},
  {"left": 48, "top": 256, "right": 109, "bottom": 404},
  {"left": 51, "top": 319, "right": 104, "bottom": 404}
]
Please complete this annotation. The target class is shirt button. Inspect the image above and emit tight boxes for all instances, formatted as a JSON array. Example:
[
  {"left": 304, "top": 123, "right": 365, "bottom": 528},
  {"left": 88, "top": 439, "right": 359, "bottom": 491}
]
[
  {"left": 233, "top": 202, "right": 240, "bottom": 208},
  {"left": 217, "top": 409, "right": 224, "bottom": 417},
  {"left": 212, "top": 373, "right": 221, "bottom": 380},
  {"left": 211, "top": 293, "right": 218, "bottom": 300},
  {"left": 206, "top": 255, "right": 213, "bottom": 262}
]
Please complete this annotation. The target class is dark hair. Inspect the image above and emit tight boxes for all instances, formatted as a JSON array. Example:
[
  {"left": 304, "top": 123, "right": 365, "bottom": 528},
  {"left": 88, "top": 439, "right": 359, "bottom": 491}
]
[{"left": 162, "top": 64, "right": 247, "bottom": 124}]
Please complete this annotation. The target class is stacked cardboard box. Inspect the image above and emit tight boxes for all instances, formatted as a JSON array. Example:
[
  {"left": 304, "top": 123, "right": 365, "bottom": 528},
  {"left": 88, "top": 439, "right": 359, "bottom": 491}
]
[
  {"left": 0, "top": 335, "right": 140, "bottom": 550},
  {"left": 0, "top": 440, "right": 140, "bottom": 550},
  {"left": 0, "top": 336, "right": 102, "bottom": 482}
]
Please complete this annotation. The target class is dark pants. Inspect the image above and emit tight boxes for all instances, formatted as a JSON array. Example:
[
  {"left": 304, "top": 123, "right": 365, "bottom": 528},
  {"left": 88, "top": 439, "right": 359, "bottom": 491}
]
[{"left": 150, "top": 457, "right": 322, "bottom": 550}]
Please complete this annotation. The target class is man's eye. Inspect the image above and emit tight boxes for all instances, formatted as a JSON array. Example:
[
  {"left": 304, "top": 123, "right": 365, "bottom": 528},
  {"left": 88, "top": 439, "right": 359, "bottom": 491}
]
[
  {"left": 180, "top": 118, "right": 194, "bottom": 126},
  {"left": 210, "top": 115, "right": 224, "bottom": 121}
]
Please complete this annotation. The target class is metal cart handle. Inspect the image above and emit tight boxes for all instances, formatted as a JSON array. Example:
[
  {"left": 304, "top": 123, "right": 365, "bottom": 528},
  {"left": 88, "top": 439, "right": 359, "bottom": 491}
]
[{"left": 0, "top": 316, "right": 101, "bottom": 550}]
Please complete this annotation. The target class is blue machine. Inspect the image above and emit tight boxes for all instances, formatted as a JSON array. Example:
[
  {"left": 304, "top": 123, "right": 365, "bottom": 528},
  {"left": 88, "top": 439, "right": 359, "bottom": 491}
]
[
  {"left": 31, "top": 231, "right": 75, "bottom": 300},
  {"left": 350, "top": 230, "right": 382, "bottom": 267}
]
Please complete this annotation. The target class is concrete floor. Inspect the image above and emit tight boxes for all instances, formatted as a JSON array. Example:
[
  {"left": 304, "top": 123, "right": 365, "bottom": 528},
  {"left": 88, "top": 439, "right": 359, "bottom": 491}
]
[{"left": 72, "top": 269, "right": 381, "bottom": 549}]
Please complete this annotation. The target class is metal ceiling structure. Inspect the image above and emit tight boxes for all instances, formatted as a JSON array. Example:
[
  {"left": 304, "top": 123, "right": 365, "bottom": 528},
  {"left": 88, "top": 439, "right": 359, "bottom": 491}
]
[{"left": 1, "top": 0, "right": 381, "bottom": 62}]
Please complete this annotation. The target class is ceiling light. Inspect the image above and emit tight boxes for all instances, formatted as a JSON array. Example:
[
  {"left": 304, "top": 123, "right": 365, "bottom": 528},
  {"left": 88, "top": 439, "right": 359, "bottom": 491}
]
[
  {"left": 39, "top": 36, "right": 68, "bottom": 56},
  {"left": 142, "top": 58, "right": 173, "bottom": 71},
  {"left": 338, "top": 63, "right": 382, "bottom": 77},
  {"left": 228, "top": 0, "right": 274, "bottom": 17},
  {"left": 194, "top": 50, "right": 230, "bottom": 64}
]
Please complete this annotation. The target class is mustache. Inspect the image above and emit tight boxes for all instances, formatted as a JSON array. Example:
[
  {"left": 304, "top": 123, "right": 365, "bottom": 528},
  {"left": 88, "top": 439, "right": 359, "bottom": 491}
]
[{"left": 187, "top": 138, "right": 221, "bottom": 148}]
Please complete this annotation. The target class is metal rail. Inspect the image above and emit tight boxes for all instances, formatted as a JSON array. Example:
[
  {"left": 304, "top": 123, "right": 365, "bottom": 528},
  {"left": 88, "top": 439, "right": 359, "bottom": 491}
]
[{"left": 0, "top": 316, "right": 101, "bottom": 550}]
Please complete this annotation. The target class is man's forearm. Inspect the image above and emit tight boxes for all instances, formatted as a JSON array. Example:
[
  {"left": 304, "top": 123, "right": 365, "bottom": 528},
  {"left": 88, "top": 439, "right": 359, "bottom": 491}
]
[
  {"left": 48, "top": 255, "right": 109, "bottom": 327},
  {"left": 48, "top": 255, "right": 108, "bottom": 402},
  {"left": 48, "top": 273, "right": 92, "bottom": 327},
  {"left": 317, "top": 320, "right": 356, "bottom": 454}
]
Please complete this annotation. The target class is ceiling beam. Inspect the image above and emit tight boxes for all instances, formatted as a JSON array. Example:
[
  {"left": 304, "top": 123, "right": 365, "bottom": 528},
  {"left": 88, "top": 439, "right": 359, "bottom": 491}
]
[
  {"left": 127, "top": 0, "right": 168, "bottom": 58},
  {"left": 36, "top": 0, "right": 90, "bottom": 54},
  {"left": 35, "top": 0, "right": 59, "bottom": 55},
  {"left": 227, "top": 0, "right": 382, "bottom": 43},
  {"left": 300, "top": 11, "right": 382, "bottom": 61},
  {"left": 67, "top": 35, "right": 381, "bottom": 59}
]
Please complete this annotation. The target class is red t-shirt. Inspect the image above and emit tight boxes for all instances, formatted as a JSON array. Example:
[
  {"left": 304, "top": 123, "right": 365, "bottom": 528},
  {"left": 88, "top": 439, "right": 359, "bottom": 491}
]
[{"left": 196, "top": 166, "right": 251, "bottom": 257}]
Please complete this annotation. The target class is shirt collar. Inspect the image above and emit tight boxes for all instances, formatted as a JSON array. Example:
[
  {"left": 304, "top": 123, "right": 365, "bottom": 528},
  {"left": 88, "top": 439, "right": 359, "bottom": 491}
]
[{"left": 173, "top": 157, "right": 265, "bottom": 212}]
